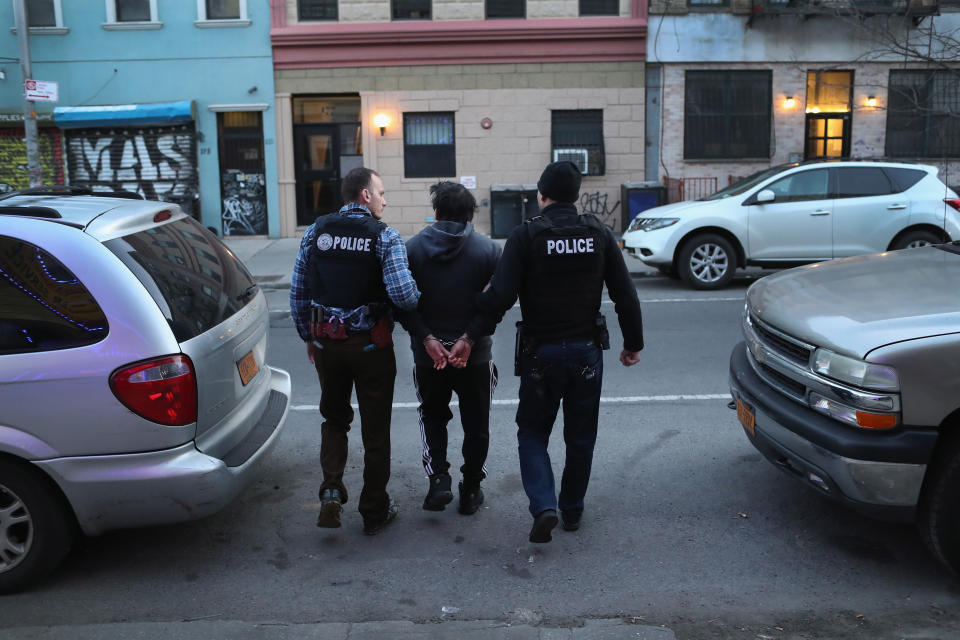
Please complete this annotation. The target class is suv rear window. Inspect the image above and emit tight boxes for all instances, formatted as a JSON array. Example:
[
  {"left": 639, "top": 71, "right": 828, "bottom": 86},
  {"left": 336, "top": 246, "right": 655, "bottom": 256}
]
[
  {"left": 883, "top": 167, "right": 927, "bottom": 193},
  {"left": 105, "top": 217, "right": 258, "bottom": 342},
  {"left": 835, "top": 167, "right": 892, "bottom": 198},
  {"left": 0, "top": 236, "right": 109, "bottom": 354}
]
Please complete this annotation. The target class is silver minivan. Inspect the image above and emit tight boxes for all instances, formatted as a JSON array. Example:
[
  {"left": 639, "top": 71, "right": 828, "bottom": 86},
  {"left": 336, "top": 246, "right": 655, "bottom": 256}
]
[{"left": 0, "top": 189, "right": 290, "bottom": 592}]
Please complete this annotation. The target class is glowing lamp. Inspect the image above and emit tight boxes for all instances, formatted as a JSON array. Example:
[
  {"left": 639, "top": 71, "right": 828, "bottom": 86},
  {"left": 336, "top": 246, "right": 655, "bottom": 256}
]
[{"left": 373, "top": 113, "right": 390, "bottom": 136}]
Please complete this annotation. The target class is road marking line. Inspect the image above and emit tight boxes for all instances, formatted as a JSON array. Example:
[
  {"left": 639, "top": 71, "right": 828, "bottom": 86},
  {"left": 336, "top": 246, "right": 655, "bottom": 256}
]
[
  {"left": 290, "top": 393, "right": 729, "bottom": 411},
  {"left": 272, "top": 298, "right": 743, "bottom": 315}
]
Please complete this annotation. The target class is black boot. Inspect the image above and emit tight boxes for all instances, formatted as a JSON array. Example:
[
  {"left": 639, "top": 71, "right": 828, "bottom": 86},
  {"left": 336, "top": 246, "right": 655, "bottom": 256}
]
[
  {"left": 458, "top": 479, "right": 484, "bottom": 515},
  {"left": 423, "top": 473, "right": 454, "bottom": 511}
]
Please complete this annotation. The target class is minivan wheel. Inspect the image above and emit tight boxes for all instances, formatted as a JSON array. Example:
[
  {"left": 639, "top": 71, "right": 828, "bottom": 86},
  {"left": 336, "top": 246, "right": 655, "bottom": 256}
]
[
  {"left": 677, "top": 234, "right": 736, "bottom": 290},
  {"left": 892, "top": 230, "right": 941, "bottom": 250},
  {"left": 0, "top": 459, "right": 75, "bottom": 593}
]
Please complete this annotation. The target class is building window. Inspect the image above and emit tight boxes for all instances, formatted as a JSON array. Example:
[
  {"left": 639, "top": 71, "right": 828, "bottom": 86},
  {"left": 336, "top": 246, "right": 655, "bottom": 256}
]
[
  {"left": 403, "top": 112, "right": 455, "bottom": 178},
  {"left": 299, "top": 0, "right": 337, "bottom": 20},
  {"left": 393, "top": 0, "right": 430, "bottom": 20},
  {"left": 886, "top": 70, "right": 960, "bottom": 159},
  {"left": 684, "top": 70, "right": 771, "bottom": 160},
  {"left": 551, "top": 110, "right": 605, "bottom": 176},
  {"left": 197, "top": 0, "right": 247, "bottom": 20},
  {"left": 688, "top": 0, "right": 728, "bottom": 6},
  {"left": 104, "top": 0, "right": 159, "bottom": 27},
  {"left": 26, "top": 0, "right": 59, "bottom": 27},
  {"left": 486, "top": 0, "right": 524, "bottom": 18},
  {"left": 579, "top": 0, "right": 617, "bottom": 16}
]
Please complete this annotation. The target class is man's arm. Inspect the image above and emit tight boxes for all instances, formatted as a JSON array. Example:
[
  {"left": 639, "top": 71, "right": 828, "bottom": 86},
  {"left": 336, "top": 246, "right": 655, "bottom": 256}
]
[
  {"left": 377, "top": 227, "right": 421, "bottom": 311},
  {"left": 475, "top": 225, "right": 526, "bottom": 322},
  {"left": 290, "top": 229, "right": 316, "bottom": 343},
  {"left": 601, "top": 227, "right": 644, "bottom": 359}
]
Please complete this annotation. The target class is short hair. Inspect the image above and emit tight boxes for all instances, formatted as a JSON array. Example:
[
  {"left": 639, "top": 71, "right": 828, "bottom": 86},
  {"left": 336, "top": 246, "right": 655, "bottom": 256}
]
[
  {"left": 341, "top": 167, "right": 380, "bottom": 203},
  {"left": 430, "top": 181, "right": 477, "bottom": 223}
]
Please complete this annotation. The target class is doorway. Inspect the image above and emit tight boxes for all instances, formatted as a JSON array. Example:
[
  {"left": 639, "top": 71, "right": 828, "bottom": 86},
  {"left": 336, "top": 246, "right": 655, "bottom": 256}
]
[
  {"left": 294, "top": 124, "right": 341, "bottom": 226},
  {"left": 217, "top": 111, "right": 267, "bottom": 236},
  {"left": 804, "top": 70, "right": 853, "bottom": 159}
]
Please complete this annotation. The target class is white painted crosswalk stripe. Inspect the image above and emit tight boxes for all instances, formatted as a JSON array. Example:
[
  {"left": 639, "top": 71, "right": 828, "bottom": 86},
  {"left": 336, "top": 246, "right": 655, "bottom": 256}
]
[{"left": 290, "top": 393, "right": 729, "bottom": 411}]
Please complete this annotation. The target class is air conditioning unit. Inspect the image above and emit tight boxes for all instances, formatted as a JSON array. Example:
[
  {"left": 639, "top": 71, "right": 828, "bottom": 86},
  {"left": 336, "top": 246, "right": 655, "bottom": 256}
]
[{"left": 552, "top": 148, "right": 589, "bottom": 174}]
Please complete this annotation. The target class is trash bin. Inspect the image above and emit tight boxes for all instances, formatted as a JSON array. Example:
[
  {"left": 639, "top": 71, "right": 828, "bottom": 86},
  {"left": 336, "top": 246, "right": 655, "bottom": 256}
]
[
  {"left": 490, "top": 184, "right": 539, "bottom": 239},
  {"left": 620, "top": 182, "right": 667, "bottom": 231}
]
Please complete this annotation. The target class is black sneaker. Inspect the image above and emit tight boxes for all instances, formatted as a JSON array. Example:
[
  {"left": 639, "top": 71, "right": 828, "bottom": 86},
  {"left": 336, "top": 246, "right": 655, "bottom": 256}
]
[
  {"left": 560, "top": 510, "right": 581, "bottom": 531},
  {"left": 529, "top": 509, "right": 558, "bottom": 543},
  {"left": 363, "top": 499, "right": 399, "bottom": 535},
  {"left": 457, "top": 481, "right": 484, "bottom": 515},
  {"left": 423, "top": 473, "right": 454, "bottom": 511},
  {"left": 316, "top": 488, "right": 343, "bottom": 528}
]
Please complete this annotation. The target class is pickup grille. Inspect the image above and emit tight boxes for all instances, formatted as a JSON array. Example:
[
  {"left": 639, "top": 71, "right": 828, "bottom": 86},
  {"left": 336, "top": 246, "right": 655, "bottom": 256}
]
[{"left": 751, "top": 315, "right": 813, "bottom": 366}]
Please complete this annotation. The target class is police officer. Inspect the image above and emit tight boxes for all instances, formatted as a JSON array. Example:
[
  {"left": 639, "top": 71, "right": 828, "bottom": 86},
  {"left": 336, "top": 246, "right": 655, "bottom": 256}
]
[
  {"left": 289, "top": 167, "right": 420, "bottom": 536},
  {"left": 476, "top": 161, "right": 643, "bottom": 543}
]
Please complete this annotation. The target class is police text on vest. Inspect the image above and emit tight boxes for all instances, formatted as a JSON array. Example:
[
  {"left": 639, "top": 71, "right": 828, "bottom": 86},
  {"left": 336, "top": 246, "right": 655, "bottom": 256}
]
[
  {"left": 334, "top": 236, "right": 372, "bottom": 252},
  {"left": 546, "top": 238, "right": 594, "bottom": 254}
]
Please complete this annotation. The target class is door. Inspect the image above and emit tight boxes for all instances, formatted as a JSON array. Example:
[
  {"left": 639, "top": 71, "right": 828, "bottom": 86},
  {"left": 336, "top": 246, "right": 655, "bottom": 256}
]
[
  {"left": 805, "top": 114, "right": 851, "bottom": 159},
  {"left": 217, "top": 111, "right": 267, "bottom": 236},
  {"left": 294, "top": 125, "right": 341, "bottom": 226},
  {"left": 747, "top": 168, "right": 833, "bottom": 260},
  {"left": 831, "top": 166, "right": 908, "bottom": 257}
]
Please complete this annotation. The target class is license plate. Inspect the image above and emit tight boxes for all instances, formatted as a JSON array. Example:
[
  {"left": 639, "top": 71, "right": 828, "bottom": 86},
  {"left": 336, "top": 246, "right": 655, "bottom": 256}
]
[
  {"left": 237, "top": 351, "right": 259, "bottom": 386},
  {"left": 736, "top": 398, "right": 755, "bottom": 436}
]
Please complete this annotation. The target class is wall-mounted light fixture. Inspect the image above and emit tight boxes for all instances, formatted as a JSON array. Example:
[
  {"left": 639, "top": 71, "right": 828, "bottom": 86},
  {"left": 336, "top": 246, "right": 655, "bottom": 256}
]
[
  {"left": 783, "top": 95, "right": 796, "bottom": 109},
  {"left": 866, "top": 96, "right": 878, "bottom": 108},
  {"left": 373, "top": 113, "right": 390, "bottom": 136}
]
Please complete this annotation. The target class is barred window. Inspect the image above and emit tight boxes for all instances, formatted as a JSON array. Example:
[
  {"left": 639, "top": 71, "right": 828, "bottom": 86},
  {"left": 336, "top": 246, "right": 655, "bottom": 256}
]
[
  {"left": 393, "top": 0, "right": 431, "bottom": 19},
  {"left": 404, "top": 112, "right": 455, "bottom": 178},
  {"left": 886, "top": 70, "right": 960, "bottom": 158},
  {"left": 551, "top": 110, "right": 605, "bottom": 176},
  {"left": 299, "top": 0, "right": 338, "bottom": 20},
  {"left": 684, "top": 70, "right": 771, "bottom": 160},
  {"left": 579, "top": 0, "right": 618, "bottom": 15},
  {"left": 487, "top": 0, "right": 524, "bottom": 18}
]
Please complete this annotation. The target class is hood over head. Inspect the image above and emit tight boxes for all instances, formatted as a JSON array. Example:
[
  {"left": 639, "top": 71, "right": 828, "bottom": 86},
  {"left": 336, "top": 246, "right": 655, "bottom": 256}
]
[{"left": 420, "top": 220, "right": 474, "bottom": 261}]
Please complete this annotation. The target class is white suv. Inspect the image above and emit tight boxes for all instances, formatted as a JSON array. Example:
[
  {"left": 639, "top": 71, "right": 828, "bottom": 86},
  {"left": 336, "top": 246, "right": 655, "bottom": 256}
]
[{"left": 622, "top": 160, "right": 960, "bottom": 289}]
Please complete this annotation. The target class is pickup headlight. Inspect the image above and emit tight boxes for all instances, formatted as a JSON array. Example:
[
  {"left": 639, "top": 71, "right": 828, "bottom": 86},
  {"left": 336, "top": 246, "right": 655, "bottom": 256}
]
[
  {"left": 628, "top": 217, "right": 680, "bottom": 232},
  {"left": 813, "top": 348, "right": 899, "bottom": 392}
]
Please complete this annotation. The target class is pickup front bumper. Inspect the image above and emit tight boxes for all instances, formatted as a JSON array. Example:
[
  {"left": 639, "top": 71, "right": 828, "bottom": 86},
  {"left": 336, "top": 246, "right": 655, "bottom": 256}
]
[{"left": 729, "top": 342, "right": 937, "bottom": 522}]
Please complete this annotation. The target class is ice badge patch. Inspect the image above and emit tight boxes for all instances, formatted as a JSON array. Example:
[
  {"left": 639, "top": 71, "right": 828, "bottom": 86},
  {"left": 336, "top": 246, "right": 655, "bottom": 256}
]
[{"left": 317, "top": 233, "right": 334, "bottom": 251}]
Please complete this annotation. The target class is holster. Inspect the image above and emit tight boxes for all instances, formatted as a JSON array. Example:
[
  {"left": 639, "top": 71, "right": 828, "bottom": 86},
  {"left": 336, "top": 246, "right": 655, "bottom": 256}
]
[
  {"left": 311, "top": 307, "right": 347, "bottom": 340},
  {"left": 514, "top": 321, "right": 539, "bottom": 376},
  {"left": 369, "top": 314, "right": 394, "bottom": 349},
  {"left": 595, "top": 313, "right": 610, "bottom": 350}
]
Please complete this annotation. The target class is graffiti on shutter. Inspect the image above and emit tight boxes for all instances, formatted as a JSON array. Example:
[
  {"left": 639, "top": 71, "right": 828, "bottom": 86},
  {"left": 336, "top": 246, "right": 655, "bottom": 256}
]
[
  {"left": 0, "top": 128, "right": 64, "bottom": 192},
  {"left": 65, "top": 123, "right": 199, "bottom": 218}
]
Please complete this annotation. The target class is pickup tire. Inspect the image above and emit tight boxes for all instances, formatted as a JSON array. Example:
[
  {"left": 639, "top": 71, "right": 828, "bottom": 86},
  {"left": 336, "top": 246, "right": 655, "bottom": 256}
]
[
  {"left": 918, "top": 437, "right": 960, "bottom": 575},
  {"left": 677, "top": 233, "right": 736, "bottom": 290}
]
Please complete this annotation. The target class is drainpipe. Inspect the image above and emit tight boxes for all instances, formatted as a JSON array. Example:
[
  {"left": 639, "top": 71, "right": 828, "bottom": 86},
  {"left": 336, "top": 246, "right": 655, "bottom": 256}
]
[{"left": 13, "top": 0, "right": 42, "bottom": 187}]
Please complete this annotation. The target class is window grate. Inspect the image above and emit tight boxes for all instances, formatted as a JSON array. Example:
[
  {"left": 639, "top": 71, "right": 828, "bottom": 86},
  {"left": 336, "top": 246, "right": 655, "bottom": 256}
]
[
  {"left": 404, "top": 112, "right": 455, "bottom": 178},
  {"left": 684, "top": 70, "right": 772, "bottom": 160},
  {"left": 886, "top": 70, "right": 960, "bottom": 159},
  {"left": 551, "top": 110, "right": 605, "bottom": 176},
  {"left": 299, "top": 0, "right": 338, "bottom": 20}
]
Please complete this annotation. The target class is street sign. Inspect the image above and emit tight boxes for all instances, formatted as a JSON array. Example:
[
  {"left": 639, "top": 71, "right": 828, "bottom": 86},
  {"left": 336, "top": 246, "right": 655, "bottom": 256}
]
[{"left": 24, "top": 79, "right": 58, "bottom": 102}]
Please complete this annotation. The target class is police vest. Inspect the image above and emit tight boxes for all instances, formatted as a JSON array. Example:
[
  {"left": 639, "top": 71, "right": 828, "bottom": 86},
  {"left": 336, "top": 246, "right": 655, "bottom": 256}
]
[
  {"left": 521, "top": 213, "right": 606, "bottom": 339},
  {"left": 307, "top": 213, "right": 388, "bottom": 309}
]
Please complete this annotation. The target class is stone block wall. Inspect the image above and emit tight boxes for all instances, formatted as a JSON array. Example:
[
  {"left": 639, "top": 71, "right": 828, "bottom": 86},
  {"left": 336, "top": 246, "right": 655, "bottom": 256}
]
[{"left": 277, "top": 62, "right": 644, "bottom": 236}]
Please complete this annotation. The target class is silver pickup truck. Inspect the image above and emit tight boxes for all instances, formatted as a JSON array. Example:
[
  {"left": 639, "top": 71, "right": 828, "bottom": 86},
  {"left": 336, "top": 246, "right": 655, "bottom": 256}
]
[{"left": 729, "top": 244, "right": 960, "bottom": 574}]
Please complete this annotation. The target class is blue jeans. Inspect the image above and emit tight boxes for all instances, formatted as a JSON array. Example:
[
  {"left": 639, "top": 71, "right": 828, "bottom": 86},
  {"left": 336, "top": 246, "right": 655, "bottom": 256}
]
[{"left": 515, "top": 340, "right": 603, "bottom": 518}]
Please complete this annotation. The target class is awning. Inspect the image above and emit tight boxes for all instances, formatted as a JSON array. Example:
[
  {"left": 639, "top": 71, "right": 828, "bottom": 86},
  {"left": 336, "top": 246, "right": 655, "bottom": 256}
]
[{"left": 53, "top": 100, "right": 195, "bottom": 128}]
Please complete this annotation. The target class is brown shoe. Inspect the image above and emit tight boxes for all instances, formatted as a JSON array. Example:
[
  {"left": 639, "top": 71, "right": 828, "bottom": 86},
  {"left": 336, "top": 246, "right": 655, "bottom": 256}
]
[{"left": 316, "top": 488, "right": 343, "bottom": 528}]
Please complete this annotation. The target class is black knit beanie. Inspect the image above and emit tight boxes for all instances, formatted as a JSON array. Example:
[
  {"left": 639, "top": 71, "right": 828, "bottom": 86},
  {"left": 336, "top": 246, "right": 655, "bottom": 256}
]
[{"left": 537, "top": 161, "right": 582, "bottom": 203}]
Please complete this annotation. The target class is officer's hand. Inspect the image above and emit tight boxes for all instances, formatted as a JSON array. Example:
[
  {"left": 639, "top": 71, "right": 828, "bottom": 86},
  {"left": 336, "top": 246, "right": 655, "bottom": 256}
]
[
  {"left": 449, "top": 338, "right": 472, "bottom": 368},
  {"left": 306, "top": 341, "right": 318, "bottom": 364},
  {"left": 620, "top": 349, "right": 641, "bottom": 367},
  {"left": 424, "top": 337, "right": 450, "bottom": 370}
]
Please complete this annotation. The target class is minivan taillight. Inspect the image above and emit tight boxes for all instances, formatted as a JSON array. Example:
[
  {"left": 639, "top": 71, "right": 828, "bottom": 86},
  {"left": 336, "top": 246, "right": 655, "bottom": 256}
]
[
  {"left": 945, "top": 199, "right": 960, "bottom": 212},
  {"left": 110, "top": 355, "right": 197, "bottom": 426}
]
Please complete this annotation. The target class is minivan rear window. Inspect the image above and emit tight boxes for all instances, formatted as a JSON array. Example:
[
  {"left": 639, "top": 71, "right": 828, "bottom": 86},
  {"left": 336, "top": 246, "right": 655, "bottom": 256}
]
[{"left": 105, "top": 217, "right": 258, "bottom": 342}]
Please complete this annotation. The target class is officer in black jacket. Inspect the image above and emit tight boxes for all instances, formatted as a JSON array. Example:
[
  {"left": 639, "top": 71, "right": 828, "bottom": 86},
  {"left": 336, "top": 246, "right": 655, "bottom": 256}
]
[{"left": 476, "top": 161, "right": 644, "bottom": 543}]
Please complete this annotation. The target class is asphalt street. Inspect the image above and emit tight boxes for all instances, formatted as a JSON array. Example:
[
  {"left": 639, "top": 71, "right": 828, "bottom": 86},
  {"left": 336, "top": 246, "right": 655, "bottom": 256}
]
[{"left": 2, "top": 271, "right": 960, "bottom": 639}]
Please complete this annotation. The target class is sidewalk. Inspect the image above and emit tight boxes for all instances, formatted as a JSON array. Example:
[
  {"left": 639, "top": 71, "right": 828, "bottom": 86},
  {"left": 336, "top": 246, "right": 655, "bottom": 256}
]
[{"left": 222, "top": 235, "right": 657, "bottom": 290}]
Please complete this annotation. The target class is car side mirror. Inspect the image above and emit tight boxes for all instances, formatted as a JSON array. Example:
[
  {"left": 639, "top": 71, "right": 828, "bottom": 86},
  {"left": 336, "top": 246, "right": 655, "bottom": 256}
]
[{"left": 755, "top": 189, "right": 775, "bottom": 204}]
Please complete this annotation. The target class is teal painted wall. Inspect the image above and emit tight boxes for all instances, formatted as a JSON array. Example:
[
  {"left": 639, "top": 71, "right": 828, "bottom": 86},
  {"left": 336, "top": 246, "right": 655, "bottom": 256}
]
[{"left": 0, "top": 1, "right": 281, "bottom": 237}]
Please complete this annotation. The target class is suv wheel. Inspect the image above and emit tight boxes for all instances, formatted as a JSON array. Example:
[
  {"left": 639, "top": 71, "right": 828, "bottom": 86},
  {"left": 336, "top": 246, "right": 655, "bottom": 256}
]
[
  {"left": 892, "top": 230, "right": 941, "bottom": 250},
  {"left": 0, "top": 458, "right": 76, "bottom": 593},
  {"left": 677, "top": 233, "right": 736, "bottom": 290}
]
